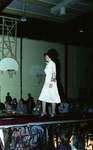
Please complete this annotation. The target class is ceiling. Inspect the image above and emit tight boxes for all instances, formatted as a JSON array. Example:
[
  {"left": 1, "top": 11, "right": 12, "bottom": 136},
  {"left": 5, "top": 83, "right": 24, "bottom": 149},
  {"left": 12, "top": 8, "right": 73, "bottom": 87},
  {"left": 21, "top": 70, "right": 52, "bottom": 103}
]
[
  {"left": 0, "top": 0, "right": 93, "bottom": 45},
  {"left": 1, "top": 0, "right": 93, "bottom": 23}
]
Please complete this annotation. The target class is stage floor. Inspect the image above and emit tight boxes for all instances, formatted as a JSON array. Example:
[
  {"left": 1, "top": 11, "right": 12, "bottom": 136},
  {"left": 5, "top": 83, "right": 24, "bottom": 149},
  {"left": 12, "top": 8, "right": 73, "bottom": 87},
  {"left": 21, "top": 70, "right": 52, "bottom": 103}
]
[
  {"left": 0, "top": 112, "right": 92, "bottom": 150},
  {"left": 0, "top": 112, "right": 93, "bottom": 127}
]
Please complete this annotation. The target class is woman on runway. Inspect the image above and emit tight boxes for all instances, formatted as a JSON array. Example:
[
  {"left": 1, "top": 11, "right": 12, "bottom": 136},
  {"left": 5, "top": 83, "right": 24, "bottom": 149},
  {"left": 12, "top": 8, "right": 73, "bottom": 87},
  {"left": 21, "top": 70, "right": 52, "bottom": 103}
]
[{"left": 38, "top": 50, "right": 61, "bottom": 117}]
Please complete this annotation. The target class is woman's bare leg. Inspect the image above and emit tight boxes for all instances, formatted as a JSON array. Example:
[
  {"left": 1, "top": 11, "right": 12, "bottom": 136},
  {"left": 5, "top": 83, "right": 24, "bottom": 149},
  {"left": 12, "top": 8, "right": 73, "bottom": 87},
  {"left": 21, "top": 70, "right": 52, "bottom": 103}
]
[
  {"left": 52, "top": 103, "right": 56, "bottom": 114},
  {"left": 42, "top": 101, "right": 46, "bottom": 114}
]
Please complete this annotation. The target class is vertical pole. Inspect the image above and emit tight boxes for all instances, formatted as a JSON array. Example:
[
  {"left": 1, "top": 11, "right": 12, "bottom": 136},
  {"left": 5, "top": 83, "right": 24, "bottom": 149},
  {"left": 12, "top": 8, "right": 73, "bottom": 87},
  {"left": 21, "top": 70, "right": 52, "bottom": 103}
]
[
  {"left": 2, "top": 17, "right": 4, "bottom": 58},
  {"left": 64, "top": 41, "right": 68, "bottom": 99},
  {"left": 15, "top": 20, "right": 17, "bottom": 59},
  {"left": 20, "top": 22, "right": 23, "bottom": 99}
]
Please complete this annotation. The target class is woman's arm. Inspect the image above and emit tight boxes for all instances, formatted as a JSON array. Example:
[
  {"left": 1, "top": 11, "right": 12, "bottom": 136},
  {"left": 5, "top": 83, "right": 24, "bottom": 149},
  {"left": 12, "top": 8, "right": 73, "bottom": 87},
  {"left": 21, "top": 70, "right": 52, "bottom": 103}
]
[{"left": 49, "top": 62, "right": 56, "bottom": 88}]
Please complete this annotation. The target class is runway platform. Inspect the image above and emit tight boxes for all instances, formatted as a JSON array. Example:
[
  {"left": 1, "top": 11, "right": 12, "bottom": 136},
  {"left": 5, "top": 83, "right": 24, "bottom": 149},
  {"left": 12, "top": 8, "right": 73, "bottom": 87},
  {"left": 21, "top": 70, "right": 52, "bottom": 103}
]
[
  {"left": 0, "top": 112, "right": 92, "bottom": 149},
  {"left": 0, "top": 112, "right": 93, "bottom": 128}
]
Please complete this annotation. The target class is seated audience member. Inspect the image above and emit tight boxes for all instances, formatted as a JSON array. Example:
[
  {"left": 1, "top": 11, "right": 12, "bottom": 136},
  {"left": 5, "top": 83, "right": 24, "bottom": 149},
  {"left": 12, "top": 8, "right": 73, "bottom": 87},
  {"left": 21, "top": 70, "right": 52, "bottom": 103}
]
[
  {"left": 5, "top": 92, "right": 12, "bottom": 104},
  {"left": 57, "top": 131, "right": 71, "bottom": 150},
  {"left": 5, "top": 101, "right": 12, "bottom": 112},
  {"left": 0, "top": 102, "right": 5, "bottom": 111},
  {"left": 33, "top": 100, "right": 41, "bottom": 113},
  {"left": 70, "top": 133, "right": 85, "bottom": 150},
  {"left": 16, "top": 98, "right": 27, "bottom": 114},
  {"left": 88, "top": 107, "right": 93, "bottom": 112},
  {"left": 58, "top": 100, "right": 69, "bottom": 113},
  {"left": 11, "top": 98, "right": 17, "bottom": 111},
  {"left": 26, "top": 93, "right": 35, "bottom": 113},
  {"left": 88, "top": 103, "right": 93, "bottom": 112}
]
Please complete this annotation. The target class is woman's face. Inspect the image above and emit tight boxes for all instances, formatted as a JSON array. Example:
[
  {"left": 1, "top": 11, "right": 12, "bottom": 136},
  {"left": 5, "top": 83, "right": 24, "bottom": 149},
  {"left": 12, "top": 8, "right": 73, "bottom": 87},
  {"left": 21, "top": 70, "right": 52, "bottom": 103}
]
[{"left": 45, "top": 55, "right": 51, "bottom": 62}]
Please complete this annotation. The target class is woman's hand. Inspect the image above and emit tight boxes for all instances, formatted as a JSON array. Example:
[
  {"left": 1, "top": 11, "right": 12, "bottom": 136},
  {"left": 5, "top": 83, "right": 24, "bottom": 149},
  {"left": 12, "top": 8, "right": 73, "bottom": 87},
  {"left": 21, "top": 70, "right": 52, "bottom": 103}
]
[{"left": 49, "top": 83, "right": 53, "bottom": 88}]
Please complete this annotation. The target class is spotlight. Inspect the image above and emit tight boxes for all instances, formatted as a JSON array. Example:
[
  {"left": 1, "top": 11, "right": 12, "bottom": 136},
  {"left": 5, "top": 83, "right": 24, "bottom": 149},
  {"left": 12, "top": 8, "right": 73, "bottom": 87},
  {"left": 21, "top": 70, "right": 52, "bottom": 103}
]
[{"left": 21, "top": 16, "right": 27, "bottom": 22}]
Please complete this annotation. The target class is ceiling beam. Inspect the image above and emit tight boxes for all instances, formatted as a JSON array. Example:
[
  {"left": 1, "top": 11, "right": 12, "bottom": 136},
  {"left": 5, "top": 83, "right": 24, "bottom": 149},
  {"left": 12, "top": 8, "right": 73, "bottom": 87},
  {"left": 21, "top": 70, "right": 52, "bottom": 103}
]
[
  {"left": 0, "top": 0, "right": 13, "bottom": 12},
  {"left": 20, "top": 0, "right": 55, "bottom": 8},
  {"left": 51, "top": 0, "right": 76, "bottom": 14}
]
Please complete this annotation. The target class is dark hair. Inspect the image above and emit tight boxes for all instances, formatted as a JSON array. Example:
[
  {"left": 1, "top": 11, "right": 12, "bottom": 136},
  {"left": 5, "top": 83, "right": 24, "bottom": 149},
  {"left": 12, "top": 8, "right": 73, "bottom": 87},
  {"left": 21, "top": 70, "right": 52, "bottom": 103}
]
[
  {"left": 44, "top": 52, "right": 53, "bottom": 59},
  {"left": 44, "top": 52, "right": 48, "bottom": 57},
  {"left": 44, "top": 48, "right": 58, "bottom": 60}
]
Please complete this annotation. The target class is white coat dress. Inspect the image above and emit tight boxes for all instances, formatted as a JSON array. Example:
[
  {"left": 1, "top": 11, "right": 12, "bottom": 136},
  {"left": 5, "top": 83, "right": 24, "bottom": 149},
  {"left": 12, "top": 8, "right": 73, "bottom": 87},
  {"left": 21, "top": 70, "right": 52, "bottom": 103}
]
[{"left": 39, "top": 60, "right": 61, "bottom": 104}]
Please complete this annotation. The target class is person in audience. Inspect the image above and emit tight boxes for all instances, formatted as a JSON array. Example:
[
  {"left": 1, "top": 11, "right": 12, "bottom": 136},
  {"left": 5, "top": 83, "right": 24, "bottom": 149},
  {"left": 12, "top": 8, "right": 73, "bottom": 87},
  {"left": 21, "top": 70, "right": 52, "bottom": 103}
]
[
  {"left": 58, "top": 99, "right": 70, "bottom": 114},
  {"left": 16, "top": 98, "right": 27, "bottom": 114},
  {"left": 5, "top": 92, "right": 12, "bottom": 104},
  {"left": 26, "top": 93, "right": 35, "bottom": 114},
  {"left": 0, "top": 102, "right": 5, "bottom": 111},
  {"left": 5, "top": 101, "right": 12, "bottom": 112},
  {"left": 57, "top": 129, "right": 72, "bottom": 150},
  {"left": 33, "top": 100, "right": 41, "bottom": 113},
  {"left": 11, "top": 98, "right": 17, "bottom": 111}
]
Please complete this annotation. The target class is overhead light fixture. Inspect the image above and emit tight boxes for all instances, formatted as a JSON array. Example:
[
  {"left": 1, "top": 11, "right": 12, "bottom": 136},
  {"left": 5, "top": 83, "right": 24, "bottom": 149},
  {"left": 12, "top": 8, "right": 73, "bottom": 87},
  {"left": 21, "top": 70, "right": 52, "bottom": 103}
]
[
  {"left": 60, "top": 7, "right": 66, "bottom": 15},
  {"left": 80, "top": 29, "right": 84, "bottom": 32},
  {"left": 21, "top": 16, "right": 27, "bottom": 22},
  {"left": 51, "top": 0, "right": 72, "bottom": 15},
  {"left": 20, "top": 0, "right": 27, "bottom": 22},
  {"left": 80, "top": 27, "right": 84, "bottom": 32}
]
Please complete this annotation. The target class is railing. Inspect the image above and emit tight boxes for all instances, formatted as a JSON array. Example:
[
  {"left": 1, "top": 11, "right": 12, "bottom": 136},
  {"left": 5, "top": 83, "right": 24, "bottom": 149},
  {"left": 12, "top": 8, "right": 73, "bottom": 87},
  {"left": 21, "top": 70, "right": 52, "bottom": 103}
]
[{"left": 0, "top": 113, "right": 92, "bottom": 149}]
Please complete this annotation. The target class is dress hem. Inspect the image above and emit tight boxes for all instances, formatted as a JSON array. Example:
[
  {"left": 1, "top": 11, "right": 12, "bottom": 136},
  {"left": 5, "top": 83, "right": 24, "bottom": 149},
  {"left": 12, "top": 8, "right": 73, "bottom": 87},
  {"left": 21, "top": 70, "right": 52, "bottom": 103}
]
[{"left": 39, "top": 99, "right": 61, "bottom": 104}]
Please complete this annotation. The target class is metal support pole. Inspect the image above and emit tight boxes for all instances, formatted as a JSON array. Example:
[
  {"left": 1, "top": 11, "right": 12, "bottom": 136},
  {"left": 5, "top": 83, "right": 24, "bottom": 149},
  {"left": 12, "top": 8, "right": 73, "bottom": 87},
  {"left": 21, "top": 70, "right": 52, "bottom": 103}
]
[
  {"left": 20, "top": 23, "right": 23, "bottom": 99},
  {"left": 64, "top": 42, "right": 68, "bottom": 99}
]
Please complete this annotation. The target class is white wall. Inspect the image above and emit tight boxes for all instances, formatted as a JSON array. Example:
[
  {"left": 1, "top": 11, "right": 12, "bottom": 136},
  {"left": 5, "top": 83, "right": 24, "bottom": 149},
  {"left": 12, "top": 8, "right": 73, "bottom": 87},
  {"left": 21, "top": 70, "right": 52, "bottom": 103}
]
[
  {"left": 0, "top": 35, "right": 91, "bottom": 103},
  {"left": 0, "top": 36, "right": 65, "bottom": 102},
  {"left": 22, "top": 39, "right": 65, "bottom": 101}
]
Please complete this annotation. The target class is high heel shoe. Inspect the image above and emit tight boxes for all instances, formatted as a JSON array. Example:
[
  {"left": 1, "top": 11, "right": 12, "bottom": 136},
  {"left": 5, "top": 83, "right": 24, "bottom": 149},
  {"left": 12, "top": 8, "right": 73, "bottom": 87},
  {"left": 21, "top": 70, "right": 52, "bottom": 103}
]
[
  {"left": 40, "top": 112, "right": 47, "bottom": 117},
  {"left": 50, "top": 113, "right": 55, "bottom": 118}
]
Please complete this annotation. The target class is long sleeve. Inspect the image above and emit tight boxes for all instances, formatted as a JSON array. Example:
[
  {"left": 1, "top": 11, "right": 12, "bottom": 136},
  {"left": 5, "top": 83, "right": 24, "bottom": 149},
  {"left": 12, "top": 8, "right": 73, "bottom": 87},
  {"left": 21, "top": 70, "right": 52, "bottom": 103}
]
[
  {"left": 51, "top": 62, "right": 56, "bottom": 82},
  {"left": 45, "top": 61, "right": 56, "bottom": 84},
  {"left": 39, "top": 60, "right": 61, "bottom": 103}
]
